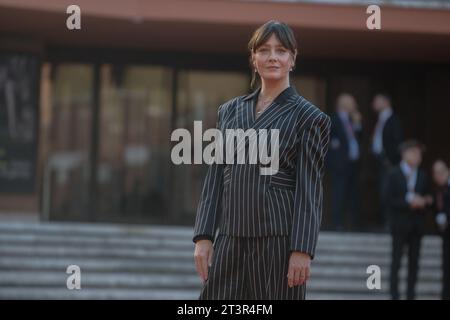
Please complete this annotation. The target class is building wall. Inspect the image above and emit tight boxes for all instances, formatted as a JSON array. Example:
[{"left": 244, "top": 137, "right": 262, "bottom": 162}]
[{"left": 0, "top": 1, "right": 450, "bottom": 230}]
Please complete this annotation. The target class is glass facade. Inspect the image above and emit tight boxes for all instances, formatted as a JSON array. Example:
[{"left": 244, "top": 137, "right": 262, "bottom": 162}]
[
  {"left": 96, "top": 65, "right": 173, "bottom": 223},
  {"left": 38, "top": 59, "right": 328, "bottom": 225},
  {"left": 175, "top": 70, "right": 250, "bottom": 224},
  {"left": 37, "top": 63, "right": 233, "bottom": 224},
  {"left": 41, "top": 64, "right": 94, "bottom": 221}
]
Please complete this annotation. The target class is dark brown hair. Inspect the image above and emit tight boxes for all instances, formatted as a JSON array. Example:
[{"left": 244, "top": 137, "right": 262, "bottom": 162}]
[
  {"left": 248, "top": 20, "right": 298, "bottom": 88},
  {"left": 399, "top": 140, "right": 426, "bottom": 154}
]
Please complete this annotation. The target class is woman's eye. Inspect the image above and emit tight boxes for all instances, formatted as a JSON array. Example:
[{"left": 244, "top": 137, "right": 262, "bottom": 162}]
[{"left": 257, "top": 47, "right": 287, "bottom": 54}]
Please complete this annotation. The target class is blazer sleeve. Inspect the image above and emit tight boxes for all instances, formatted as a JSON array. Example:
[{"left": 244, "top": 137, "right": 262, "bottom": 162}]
[
  {"left": 291, "top": 112, "right": 331, "bottom": 259},
  {"left": 192, "top": 104, "right": 225, "bottom": 243}
]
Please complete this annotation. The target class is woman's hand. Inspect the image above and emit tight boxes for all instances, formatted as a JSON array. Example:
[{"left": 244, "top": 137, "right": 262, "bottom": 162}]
[
  {"left": 287, "top": 251, "right": 311, "bottom": 288},
  {"left": 194, "top": 240, "right": 214, "bottom": 283}
]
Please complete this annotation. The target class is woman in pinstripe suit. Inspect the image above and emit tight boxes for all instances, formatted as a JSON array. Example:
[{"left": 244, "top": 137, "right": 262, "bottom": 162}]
[{"left": 193, "top": 20, "right": 331, "bottom": 300}]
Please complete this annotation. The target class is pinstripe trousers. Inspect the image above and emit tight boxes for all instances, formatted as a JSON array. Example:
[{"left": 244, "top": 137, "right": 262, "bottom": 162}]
[{"left": 199, "top": 234, "right": 306, "bottom": 300}]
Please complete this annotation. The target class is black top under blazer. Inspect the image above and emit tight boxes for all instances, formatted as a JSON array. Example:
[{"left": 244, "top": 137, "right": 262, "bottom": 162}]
[{"left": 193, "top": 85, "right": 331, "bottom": 258}]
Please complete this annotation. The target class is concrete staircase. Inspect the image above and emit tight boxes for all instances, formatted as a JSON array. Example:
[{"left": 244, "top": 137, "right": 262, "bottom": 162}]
[{"left": 0, "top": 222, "right": 443, "bottom": 299}]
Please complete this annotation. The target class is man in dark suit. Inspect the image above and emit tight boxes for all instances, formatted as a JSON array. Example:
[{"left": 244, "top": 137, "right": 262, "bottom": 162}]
[
  {"left": 431, "top": 159, "right": 450, "bottom": 300},
  {"left": 371, "top": 93, "right": 404, "bottom": 228},
  {"left": 385, "top": 140, "right": 432, "bottom": 300},
  {"left": 327, "top": 93, "right": 362, "bottom": 230}
]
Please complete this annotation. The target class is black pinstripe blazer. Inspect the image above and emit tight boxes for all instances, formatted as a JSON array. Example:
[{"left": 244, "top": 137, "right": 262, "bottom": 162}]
[{"left": 193, "top": 85, "right": 331, "bottom": 258}]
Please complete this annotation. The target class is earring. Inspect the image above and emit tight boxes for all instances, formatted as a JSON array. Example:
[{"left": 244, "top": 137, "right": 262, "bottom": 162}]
[{"left": 290, "top": 67, "right": 293, "bottom": 72}]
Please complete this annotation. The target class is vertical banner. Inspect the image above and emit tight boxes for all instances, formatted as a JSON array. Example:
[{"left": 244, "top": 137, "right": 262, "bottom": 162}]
[{"left": 0, "top": 53, "right": 39, "bottom": 192}]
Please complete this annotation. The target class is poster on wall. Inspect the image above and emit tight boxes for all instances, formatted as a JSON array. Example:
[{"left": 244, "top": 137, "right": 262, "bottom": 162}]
[{"left": 0, "top": 53, "right": 39, "bottom": 193}]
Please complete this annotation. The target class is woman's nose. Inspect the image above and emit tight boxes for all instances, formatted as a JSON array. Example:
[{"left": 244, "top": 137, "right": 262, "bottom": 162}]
[{"left": 268, "top": 50, "right": 278, "bottom": 61}]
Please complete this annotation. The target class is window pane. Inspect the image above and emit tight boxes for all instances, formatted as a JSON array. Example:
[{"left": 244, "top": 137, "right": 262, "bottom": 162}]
[
  {"left": 96, "top": 65, "right": 173, "bottom": 223},
  {"left": 45, "top": 64, "right": 93, "bottom": 221},
  {"left": 175, "top": 70, "right": 249, "bottom": 224}
]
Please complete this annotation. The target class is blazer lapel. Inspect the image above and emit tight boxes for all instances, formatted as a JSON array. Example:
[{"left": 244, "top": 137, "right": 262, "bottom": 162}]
[
  {"left": 235, "top": 88, "right": 258, "bottom": 131},
  {"left": 252, "top": 95, "right": 298, "bottom": 131},
  {"left": 233, "top": 85, "right": 298, "bottom": 158}
]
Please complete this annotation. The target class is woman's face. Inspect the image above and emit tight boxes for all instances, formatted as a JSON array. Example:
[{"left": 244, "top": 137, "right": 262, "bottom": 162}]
[{"left": 252, "top": 33, "right": 295, "bottom": 83}]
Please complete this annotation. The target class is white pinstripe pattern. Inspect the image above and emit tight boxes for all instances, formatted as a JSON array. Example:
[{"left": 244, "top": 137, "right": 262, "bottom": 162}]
[
  {"left": 194, "top": 86, "right": 331, "bottom": 299},
  {"left": 199, "top": 235, "right": 306, "bottom": 300}
]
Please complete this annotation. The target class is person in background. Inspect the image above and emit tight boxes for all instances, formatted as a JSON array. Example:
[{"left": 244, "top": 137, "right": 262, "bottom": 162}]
[
  {"left": 327, "top": 93, "right": 362, "bottom": 230},
  {"left": 431, "top": 159, "right": 450, "bottom": 300},
  {"left": 371, "top": 93, "right": 404, "bottom": 229},
  {"left": 385, "top": 140, "right": 432, "bottom": 300}
]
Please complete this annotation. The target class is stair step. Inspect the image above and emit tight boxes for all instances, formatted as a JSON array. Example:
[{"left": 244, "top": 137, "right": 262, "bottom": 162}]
[
  {"left": 0, "top": 243, "right": 441, "bottom": 266},
  {"left": 0, "top": 271, "right": 202, "bottom": 289},
  {"left": 0, "top": 257, "right": 442, "bottom": 283},
  {"left": 0, "top": 222, "right": 442, "bottom": 246},
  {"left": 0, "top": 222, "right": 443, "bottom": 300},
  {"left": 0, "top": 256, "right": 196, "bottom": 273},
  {"left": 0, "top": 235, "right": 442, "bottom": 257},
  {"left": 0, "top": 222, "right": 193, "bottom": 239},
  {"left": 0, "top": 287, "right": 200, "bottom": 300}
]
